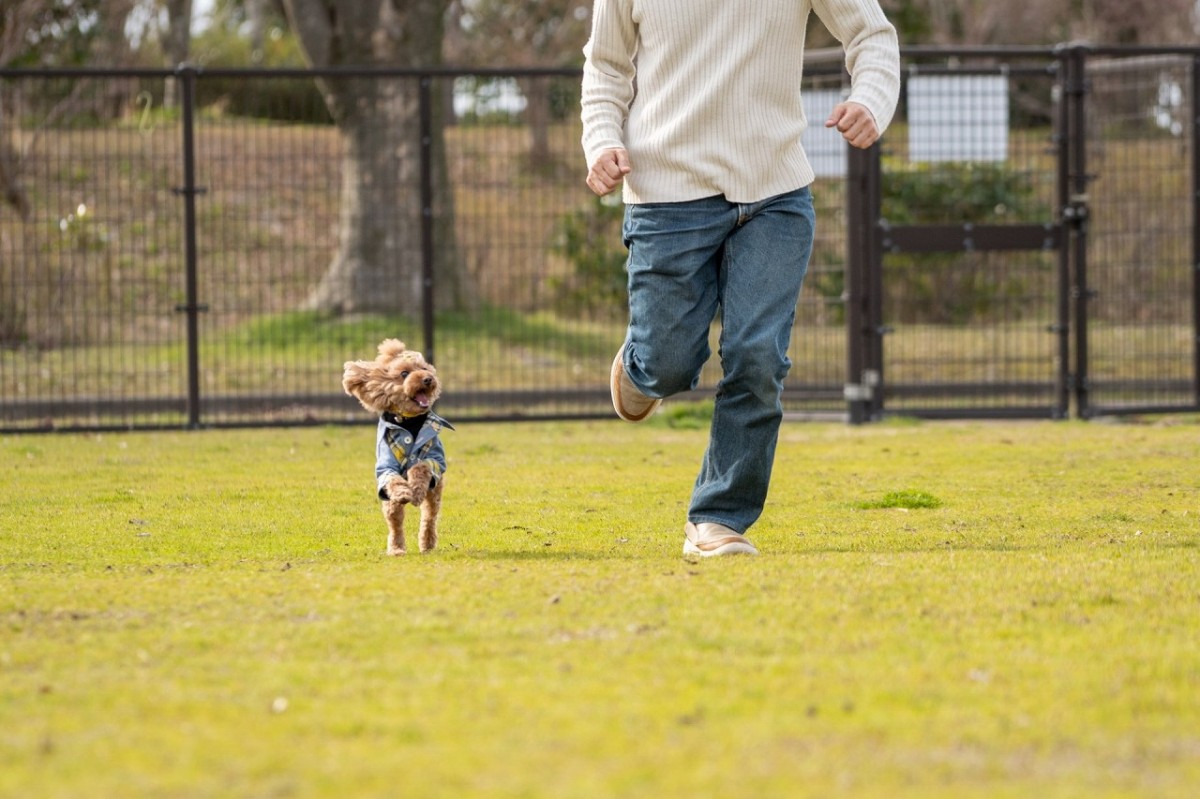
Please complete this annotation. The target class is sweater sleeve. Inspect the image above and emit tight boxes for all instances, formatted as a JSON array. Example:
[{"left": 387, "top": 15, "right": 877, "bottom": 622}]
[
  {"left": 812, "top": 0, "right": 901, "bottom": 133},
  {"left": 580, "top": 0, "right": 638, "bottom": 167}
]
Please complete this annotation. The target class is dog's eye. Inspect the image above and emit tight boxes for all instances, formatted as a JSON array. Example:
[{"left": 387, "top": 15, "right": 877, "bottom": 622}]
[{"left": 400, "top": 370, "right": 410, "bottom": 379}]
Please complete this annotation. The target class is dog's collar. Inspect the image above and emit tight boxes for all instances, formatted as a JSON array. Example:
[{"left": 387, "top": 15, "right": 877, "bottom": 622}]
[
  {"left": 383, "top": 409, "right": 426, "bottom": 424},
  {"left": 382, "top": 409, "right": 455, "bottom": 430}
]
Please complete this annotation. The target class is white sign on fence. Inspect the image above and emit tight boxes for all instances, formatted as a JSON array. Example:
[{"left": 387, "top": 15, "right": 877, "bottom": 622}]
[
  {"left": 908, "top": 75, "right": 1009, "bottom": 163},
  {"left": 802, "top": 89, "right": 850, "bottom": 178}
]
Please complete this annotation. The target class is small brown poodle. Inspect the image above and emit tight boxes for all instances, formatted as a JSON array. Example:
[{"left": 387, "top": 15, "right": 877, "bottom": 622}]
[{"left": 342, "top": 339, "right": 454, "bottom": 555}]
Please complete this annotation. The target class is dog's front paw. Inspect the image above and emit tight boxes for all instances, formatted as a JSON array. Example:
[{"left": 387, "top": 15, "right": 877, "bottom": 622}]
[
  {"left": 386, "top": 477, "right": 413, "bottom": 505},
  {"left": 407, "top": 463, "right": 433, "bottom": 505}
]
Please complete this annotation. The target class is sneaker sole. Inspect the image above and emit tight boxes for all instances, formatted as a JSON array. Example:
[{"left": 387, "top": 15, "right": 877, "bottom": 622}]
[{"left": 682, "top": 535, "right": 759, "bottom": 557}]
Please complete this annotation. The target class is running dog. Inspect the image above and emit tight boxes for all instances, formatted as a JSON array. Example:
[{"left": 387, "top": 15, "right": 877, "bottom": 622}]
[{"left": 342, "top": 339, "right": 453, "bottom": 555}]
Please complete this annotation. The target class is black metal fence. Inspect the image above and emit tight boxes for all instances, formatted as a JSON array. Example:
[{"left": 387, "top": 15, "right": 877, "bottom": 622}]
[{"left": 0, "top": 46, "right": 1197, "bottom": 431}]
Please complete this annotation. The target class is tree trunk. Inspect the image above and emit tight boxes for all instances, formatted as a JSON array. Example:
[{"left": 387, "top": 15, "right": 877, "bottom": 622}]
[
  {"left": 518, "top": 76, "right": 552, "bottom": 171},
  {"left": 281, "top": 0, "right": 467, "bottom": 316},
  {"left": 246, "top": 0, "right": 268, "bottom": 63},
  {"left": 304, "top": 78, "right": 422, "bottom": 313},
  {"left": 0, "top": 142, "right": 30, "bottom": 220},
  {"left": 0, "top": 88, "right": 29, "bottom": 219},
  {"left": 163, "top": 0, "right": 192, "bottom": 109}
]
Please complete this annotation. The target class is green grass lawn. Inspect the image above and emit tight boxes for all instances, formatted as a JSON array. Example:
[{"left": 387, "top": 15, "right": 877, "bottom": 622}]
[{"left": 2, "top": 417, "right": 1198, "bottom": 798}]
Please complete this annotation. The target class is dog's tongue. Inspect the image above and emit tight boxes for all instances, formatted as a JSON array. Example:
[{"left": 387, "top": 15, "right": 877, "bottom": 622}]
[{"left": 415, "top": 392, "right": 431, "bottom": 409}]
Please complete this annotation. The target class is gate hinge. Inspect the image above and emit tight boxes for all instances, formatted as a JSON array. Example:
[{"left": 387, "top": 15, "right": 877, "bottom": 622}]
[
  {"left": 844, "top": 369, "right": 881, "bottom": 402},
  {"left": 1062, "top": 194, "right": 1089, "bottom": 223},
  {"left": 844, "top": 383, "right": 872, "bottom": 402}
]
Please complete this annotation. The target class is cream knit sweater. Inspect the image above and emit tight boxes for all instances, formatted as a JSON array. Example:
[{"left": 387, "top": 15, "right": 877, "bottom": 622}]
[{"left": 581, "top": 0, "right": 900, "bottom": 204}]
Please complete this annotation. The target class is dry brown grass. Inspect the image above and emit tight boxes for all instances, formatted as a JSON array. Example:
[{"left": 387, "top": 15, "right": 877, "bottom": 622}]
[
  {"left": 0, "top": 116, "right": 595, "bottom": 348},
  {"left": 0, "top": 109, "right": 1193, "bottom": 423}
]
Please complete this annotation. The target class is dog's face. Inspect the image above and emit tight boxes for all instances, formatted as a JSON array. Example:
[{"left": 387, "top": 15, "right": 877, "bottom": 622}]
[{"left": 342, "top": 339, "right": 442, "bottom": 417}]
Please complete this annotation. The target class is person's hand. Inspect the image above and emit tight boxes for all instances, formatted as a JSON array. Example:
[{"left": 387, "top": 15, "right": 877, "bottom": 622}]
[
  {"left": 586, "top": 148, "right": 631, "bottom": 196},
  {"left": 826, "top": 102, "right": 880, "bottom": 149}
]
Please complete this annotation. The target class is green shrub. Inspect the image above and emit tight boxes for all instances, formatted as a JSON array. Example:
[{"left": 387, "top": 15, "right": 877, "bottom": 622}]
[
  {"left": 882, "top": 160, "right": 1046, "bottom": 226},
  {"left": 550, "top": 194, "right": 628, "bottom": 318},
  {"left": 880, "top": 160, "right": 1052, "bottom": 324},
  {"left": 190, "top": 21, "right": 329, "bottom": 124}
]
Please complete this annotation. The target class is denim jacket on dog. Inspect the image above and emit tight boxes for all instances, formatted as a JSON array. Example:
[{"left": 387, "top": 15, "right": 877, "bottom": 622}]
[{"left": 375, "top": 410, "right": 454, "bottom": 500}]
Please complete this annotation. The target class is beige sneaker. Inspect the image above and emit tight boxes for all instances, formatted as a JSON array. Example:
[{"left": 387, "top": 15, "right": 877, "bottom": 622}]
[
  {"left": 683, "top": 521, "right": 759, "bottom": 557},
  {"left": 610, "top": 346, "right": 662, "bottom": 422}
]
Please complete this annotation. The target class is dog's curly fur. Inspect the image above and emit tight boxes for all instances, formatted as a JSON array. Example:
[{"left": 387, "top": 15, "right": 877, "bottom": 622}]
[{"left": 343, "top": 339, "right": 446, "bottom": 556}]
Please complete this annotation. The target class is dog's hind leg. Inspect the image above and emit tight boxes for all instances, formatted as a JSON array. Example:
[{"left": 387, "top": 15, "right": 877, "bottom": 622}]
[
  {"left": 383, "top": 499, "right": 407, "bottom": 555},
  {"left": 418, "top": 479, "right": 444, "bottom": 553}
]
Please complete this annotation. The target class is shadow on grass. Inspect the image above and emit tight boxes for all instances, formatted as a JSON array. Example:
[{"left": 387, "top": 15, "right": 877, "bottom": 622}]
[{"left": 456, "top": 547, "right": 645, "bottom": 562}]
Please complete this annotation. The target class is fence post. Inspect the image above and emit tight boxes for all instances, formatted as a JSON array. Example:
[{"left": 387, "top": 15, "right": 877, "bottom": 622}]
[
  {"left": 173, "top": 64, "right": 207, "bottom": 429},
  {"left": 845, "top": 142, "right": 883, "bottom": 423},
  {"left": 418, "top": 74, "right": 436, "bottom": 364},
  {"left": 1052, "top": 49, "right": 1072, "bottom": 418},
  {"left": 1063, "top": 45, "right": 1093, "bottom": 418},
  {"left": 864, "top": 141, "right": 885, "bottom": 421},
  {"left": 1193, "top": 55, "right": 1200, "bottom": 407}
]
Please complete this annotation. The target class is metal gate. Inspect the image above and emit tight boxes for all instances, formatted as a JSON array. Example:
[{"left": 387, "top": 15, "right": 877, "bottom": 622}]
[
  {"left": 1073, "top": 48, "right": 1200, "bottom": 417},
  {"left": 843, "top": 45, "right": 1200, "bottom": 422}
]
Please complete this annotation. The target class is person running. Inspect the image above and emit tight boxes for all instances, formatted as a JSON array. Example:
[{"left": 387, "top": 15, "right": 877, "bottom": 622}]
[{"left": 581, "top": 0, "right": 900, "bottom": 556}]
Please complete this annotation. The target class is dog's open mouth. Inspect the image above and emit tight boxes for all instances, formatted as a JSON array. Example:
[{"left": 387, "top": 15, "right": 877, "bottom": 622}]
[{"left": 414, "top": 392, "right": 431, "bottom": 409}]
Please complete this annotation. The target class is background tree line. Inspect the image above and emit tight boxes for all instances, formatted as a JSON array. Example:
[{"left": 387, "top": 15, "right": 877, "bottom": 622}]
[
  {"left": 2, "top": 0, "right": 1195, "bottom": 317},
  {"left": 5, "top": 0, "right": 1195, "bottom": 72}
]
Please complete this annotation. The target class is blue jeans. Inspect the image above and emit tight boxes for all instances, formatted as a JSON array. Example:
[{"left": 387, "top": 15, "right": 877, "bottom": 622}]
[{"left": 621, "top": 187, "right": 815, "bottom": 534}]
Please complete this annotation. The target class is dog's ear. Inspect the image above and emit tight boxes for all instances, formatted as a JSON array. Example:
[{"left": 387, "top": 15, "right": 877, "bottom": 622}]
[
  {"left": 342, "top": 360, "right": 373, "bottom": 399},
  {"left": 377, "top": 339, "right": 408, "bottom": 360},
  {"left": 342, "top": 359, "right": 393, "bottom": 413}
]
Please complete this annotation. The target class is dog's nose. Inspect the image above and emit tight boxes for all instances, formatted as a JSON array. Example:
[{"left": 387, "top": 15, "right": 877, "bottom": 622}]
[{"left": 422, "top": 376, "right": 434, "bottom": 387}]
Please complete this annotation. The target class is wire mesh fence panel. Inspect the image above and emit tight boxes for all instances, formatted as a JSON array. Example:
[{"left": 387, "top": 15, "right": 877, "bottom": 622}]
[
  {"left": 437, "top": 72, "right": 621, "bottom": 419},
  {"left": 1, "top": 53, "right": 1196, "bottom": 431},
  {"left": 0, "top": 73, "right": 189, "bottom": 430},
  {"left": 789, "top": 67, "right": 854, "bottom": 413},
  {"left": 875, "top": 54, "right": 1065, "bottom": 417},
  {"left": 1082, "top": 54, "right": 1197, "bottom": 414},
  {"left": 190, "top": 72, "right": 408, "bottom": 426}
]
